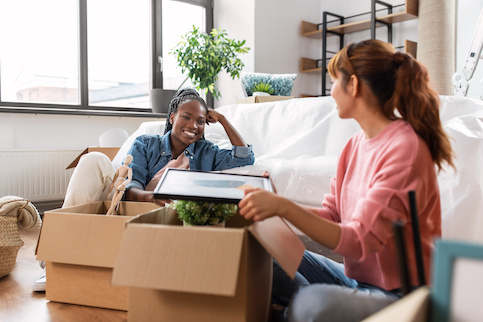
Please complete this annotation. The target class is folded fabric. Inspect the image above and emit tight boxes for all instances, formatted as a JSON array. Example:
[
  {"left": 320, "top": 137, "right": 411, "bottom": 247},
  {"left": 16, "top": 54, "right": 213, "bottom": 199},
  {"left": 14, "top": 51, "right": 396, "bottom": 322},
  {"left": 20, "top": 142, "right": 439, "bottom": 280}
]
[{"left": 0, "top": 195, "right": 42, "bottom": 231}]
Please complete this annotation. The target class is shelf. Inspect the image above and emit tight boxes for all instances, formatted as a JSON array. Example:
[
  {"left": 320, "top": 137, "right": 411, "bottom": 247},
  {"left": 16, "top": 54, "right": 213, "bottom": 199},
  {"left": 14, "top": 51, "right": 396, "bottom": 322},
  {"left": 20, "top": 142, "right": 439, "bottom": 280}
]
[
  {"left": 404, "top": 39, "right": 417, "bottom": 58},
  {"left": 300, "top": 0, "right": 418, "bottom": 98},
  {"left": 301, "top": 0, "right": 418, "bottom": 39},
  {"left": 300, "top": 58, "right": 322, "bottom": 74}
]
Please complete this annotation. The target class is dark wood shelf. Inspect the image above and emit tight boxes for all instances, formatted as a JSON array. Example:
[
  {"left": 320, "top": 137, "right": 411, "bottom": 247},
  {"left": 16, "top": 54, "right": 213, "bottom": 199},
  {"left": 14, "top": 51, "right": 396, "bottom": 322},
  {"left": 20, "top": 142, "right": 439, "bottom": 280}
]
[{"left": 301, "top": 0, "right": 418, "bottom": 38}]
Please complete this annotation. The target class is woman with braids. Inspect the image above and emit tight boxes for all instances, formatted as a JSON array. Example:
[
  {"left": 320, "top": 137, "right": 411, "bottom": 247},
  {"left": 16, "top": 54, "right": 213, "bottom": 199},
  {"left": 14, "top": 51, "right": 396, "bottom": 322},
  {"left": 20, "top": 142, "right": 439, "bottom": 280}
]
[
  {"left": 61, "top": 88, "right": 254, "bottom": 208},
  {"left": 34, "top": 88, "right": 253, "bottom": 292},
  {"left": 124, "top": 88, "right": 254, "bottom": 205},
  {"left": 238, "top": 39, "right": 454, "bottom": 321}
]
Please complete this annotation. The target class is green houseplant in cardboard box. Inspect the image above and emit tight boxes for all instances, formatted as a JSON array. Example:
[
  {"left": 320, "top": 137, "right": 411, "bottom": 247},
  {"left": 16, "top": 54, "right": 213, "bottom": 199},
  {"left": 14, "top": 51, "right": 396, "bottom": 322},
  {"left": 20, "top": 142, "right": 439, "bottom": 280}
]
[
  {"left": 174, "top": 200, "right": 237, "bottom": 227},
  {"left": 170, "top": 26, "right": 250, "bottom": 100},
  {"left": 251, "top": 81, "right": 274, "bottom": 97}
]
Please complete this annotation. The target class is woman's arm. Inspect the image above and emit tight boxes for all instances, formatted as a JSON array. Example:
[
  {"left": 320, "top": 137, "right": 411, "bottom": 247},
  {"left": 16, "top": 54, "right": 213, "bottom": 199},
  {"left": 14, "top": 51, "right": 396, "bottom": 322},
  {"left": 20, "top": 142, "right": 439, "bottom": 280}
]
[
  {"left": 207, "top": 109, "right": 247, "bottom": 147},
  {"left": 238, "top": 188, "right": 341, "bottom": 250}
]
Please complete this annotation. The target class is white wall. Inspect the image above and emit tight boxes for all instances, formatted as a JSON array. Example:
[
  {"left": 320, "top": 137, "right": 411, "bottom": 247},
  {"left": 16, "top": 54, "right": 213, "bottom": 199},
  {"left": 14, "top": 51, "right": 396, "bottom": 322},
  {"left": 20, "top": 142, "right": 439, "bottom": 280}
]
[
  {"left": 214, "top": 0, "right": 255, "bottom": 107},
  {"left": 456, "top": 0, "right": 483, "bottom": 100},
  {"left": 214, "top": 0, "right": 418, "bottom": 104},
  {"left": 0, "top": 113, "right": 159, "bottom": 151}
]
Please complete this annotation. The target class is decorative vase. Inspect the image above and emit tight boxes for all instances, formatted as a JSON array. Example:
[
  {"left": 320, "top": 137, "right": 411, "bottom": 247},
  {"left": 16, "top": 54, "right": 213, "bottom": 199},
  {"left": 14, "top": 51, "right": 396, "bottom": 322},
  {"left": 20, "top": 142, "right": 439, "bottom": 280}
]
[{"left": 150, "top": 88, "right": 176, "bottom": 114}]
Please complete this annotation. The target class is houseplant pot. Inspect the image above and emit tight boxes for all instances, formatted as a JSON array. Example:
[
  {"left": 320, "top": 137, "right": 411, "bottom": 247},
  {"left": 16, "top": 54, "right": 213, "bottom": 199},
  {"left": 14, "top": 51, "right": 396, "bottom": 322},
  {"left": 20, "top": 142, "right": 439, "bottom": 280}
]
[
  {"left": 174, "top": 200, "right": 237, "bottom": 227},
  {"left": 150, "top": 88, "right": 176, "bottom": 114}
]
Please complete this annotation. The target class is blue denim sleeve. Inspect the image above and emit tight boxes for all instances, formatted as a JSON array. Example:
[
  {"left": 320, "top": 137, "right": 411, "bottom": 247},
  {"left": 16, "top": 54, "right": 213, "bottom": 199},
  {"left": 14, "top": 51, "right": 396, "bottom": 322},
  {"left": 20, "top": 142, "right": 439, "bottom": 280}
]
[
  {"left": 125, "top": 135, "right": 151, "bottom": 190},
  {"left": 210, "top": 143, "right": 255, "bottom": 171}
]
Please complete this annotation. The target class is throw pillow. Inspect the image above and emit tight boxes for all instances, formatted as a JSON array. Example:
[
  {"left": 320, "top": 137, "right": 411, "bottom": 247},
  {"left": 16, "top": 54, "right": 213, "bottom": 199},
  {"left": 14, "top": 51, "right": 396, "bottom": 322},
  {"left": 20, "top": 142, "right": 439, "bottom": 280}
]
[{"left": 241, "top": 72, "right": 297, "bottom": 97}]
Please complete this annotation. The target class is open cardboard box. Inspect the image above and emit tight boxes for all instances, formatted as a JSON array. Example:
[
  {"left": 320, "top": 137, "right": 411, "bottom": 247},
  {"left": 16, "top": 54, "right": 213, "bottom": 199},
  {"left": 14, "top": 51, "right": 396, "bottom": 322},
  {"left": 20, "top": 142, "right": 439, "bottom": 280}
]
[
  {"left": 36, "top": 201, "right": 167, "bottom": 311},
  {"left": 66, "top": 147, "right": 120, "bottom": 169},
  {"left": 112, "top": 207, "right": 305, "bottom": 321},
  {"left": 236, "top": 95, "right": 295, "bottom": 104}
]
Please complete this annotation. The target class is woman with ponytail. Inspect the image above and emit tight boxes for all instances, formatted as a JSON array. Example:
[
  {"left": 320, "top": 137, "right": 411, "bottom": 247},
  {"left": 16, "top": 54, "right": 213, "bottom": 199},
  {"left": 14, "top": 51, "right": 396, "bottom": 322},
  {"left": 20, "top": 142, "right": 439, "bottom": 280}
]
[{"left": 238, "top": 39, "right": 453, "bottom": 321}]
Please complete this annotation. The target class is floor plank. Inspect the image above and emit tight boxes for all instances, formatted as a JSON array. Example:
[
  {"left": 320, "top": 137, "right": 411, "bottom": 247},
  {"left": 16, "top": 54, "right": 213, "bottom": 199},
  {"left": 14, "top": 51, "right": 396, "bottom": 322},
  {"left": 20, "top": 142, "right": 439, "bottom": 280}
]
[{"left": 0, "top": 229, "right": 127, "bottom": 322}]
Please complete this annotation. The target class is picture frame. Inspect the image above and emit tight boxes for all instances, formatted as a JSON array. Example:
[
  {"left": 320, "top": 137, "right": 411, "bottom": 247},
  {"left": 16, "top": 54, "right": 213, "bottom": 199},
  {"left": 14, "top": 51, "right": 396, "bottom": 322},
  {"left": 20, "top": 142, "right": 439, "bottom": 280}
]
[
  {"left": 431, "top": 239, "right": 483, "bottom": 322},
  {"left": 153, "top": 168, "right": 274, "bottom": 203}
]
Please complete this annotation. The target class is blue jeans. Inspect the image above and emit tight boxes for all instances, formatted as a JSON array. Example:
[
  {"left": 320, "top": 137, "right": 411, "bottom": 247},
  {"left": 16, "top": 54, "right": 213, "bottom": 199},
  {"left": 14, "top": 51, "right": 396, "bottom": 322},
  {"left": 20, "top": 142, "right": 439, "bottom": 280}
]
[{"left": 273, "top": 251, "right": 401, "bottom": 321}]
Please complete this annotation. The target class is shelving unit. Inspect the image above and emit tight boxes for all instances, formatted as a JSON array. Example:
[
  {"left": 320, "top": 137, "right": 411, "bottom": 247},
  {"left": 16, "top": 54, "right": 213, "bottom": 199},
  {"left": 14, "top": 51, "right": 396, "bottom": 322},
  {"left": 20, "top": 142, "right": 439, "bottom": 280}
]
[{"left": 300, "top": 0, "right": 418, "bottom": 97}]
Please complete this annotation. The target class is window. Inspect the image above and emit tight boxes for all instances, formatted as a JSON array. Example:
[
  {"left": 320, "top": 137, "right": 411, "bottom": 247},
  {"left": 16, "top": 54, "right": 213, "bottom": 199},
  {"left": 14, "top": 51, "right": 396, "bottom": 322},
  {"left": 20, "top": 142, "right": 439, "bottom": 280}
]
[
  {"left": 0, "top": 0, "right": 213, "bottom": 116},
  {"left": 154, "top": 0, "right": 213, "bottom": 106}
]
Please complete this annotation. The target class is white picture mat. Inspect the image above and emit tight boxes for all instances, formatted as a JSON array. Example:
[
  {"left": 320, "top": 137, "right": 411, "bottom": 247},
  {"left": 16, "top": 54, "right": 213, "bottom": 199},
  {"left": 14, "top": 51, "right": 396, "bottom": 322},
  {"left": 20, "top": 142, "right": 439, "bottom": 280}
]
[
  {"left": 450, "top": 257, "right": 483, "bottom": 322},
  {"left": 154, "top": 169, "right": 273, "bottom": 201}
]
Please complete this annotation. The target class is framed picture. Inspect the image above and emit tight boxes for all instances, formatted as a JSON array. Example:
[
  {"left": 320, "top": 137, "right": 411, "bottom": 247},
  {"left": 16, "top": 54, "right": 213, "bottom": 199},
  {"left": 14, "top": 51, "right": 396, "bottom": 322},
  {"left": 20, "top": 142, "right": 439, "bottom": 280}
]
[
  {"left": 431, "top": 239, "right": 483, "bottom": 322},
  {"left": 153, "top": 168, "right": 274, "bottom": 203}
]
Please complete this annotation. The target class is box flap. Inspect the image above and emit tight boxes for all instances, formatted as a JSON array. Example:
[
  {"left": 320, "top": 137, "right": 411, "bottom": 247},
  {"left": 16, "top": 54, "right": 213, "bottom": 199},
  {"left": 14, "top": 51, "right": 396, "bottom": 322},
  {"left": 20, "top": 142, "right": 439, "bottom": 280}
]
[
  {"left": 36, "top": 201, "right": 162, "bottom": 267},
  {"left": 112, "top": 223, "right": 245, "bottom": 297},
  {"left": 66, "top": 147, "right": 120, "bottom": 169},
  {"left": 247, "top": 216, "right": 305, "bottom": 279}
]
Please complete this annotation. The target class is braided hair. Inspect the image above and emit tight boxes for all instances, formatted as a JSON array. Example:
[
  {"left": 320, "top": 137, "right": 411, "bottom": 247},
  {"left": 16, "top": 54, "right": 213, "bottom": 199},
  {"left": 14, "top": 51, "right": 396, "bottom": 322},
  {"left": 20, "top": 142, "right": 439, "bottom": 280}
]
[{"left": 164, "top": 88, "right": 209, "bottom": 137}]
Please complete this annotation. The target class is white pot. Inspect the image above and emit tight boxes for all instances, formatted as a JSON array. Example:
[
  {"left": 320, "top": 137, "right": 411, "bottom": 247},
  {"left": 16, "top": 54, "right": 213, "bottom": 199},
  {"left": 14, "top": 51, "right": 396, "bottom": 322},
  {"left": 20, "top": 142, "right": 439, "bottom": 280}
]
[{"left": 252, "top": 92, "right": 271, "bottom": 97}]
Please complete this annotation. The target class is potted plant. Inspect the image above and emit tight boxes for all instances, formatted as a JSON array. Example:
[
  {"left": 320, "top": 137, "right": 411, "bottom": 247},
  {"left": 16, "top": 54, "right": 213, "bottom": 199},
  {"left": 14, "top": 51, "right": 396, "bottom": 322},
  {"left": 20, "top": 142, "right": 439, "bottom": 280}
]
[
  {"left": 173, "top": 200, "right": 237, "bottom": 227},
  {"left": 170, "top": 26, "right": 250, "bottom": 100},
  {"left": 251, "top": 81, "right": 274, "bottom": 97}
]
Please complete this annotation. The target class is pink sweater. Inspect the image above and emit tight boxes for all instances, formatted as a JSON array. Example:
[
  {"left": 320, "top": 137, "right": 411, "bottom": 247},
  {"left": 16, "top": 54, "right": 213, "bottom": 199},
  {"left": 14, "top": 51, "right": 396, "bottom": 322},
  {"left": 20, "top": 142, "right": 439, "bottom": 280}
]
[{"left": 317, "top": 120, "right": 441, "bottom": 291}]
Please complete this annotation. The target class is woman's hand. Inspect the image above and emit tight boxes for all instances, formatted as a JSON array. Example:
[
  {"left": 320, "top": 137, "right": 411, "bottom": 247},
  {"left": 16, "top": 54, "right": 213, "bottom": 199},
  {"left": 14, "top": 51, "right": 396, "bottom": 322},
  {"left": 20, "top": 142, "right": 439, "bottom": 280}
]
[
  {"left": 206, "top": 108, "right": 248, "bottom": 147},
  {"left": 238, "top": 188, "right": 286, "bottom": 221},
  {"left": 206, "top": 108, "right": 225, "bottom": 125}
]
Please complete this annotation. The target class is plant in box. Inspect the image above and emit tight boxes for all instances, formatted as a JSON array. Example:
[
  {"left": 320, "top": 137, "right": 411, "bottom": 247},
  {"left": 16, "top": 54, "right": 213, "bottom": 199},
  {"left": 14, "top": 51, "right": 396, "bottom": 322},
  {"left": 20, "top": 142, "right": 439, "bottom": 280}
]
[
  {"left": 251, "top": 81, "right": 274, "bottom": 97},
  {"left": 173, "top": 200, "right": 237, "bottom": 226}
]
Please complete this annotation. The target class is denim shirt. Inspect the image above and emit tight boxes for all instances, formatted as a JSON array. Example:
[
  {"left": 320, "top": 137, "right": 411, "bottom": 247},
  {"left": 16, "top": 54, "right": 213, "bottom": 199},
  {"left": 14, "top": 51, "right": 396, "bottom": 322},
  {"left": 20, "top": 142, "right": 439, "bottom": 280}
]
[{"left": 125, "top": 131, "right": 255, "bottom": 191}]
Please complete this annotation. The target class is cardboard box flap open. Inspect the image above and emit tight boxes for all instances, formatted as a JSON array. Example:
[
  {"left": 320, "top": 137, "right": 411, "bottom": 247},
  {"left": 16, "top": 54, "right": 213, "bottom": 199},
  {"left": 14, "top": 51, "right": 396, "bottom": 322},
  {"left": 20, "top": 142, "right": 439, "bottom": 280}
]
[
  {"left": 112, "top": 224, "right": 245, "bottom": 297},
  {"left": 66, "top": 147, "right": 120, "bottom": 169},
  {"left": 36, "top": 201, "right": 161, "bottom": 268},
  {"left": 247, "top": 216, "right": 305, "bottom": 279}
]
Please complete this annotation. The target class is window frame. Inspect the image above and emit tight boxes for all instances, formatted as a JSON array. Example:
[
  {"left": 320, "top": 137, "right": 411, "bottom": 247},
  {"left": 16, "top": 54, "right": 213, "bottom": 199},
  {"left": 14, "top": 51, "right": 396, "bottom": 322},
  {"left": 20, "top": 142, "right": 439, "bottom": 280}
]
[
  {"left": 0, "top": 0, "right": 213, "bottom": 117},
  {"left": 152, "top": 0, "right": 214, "bottom": 107}
]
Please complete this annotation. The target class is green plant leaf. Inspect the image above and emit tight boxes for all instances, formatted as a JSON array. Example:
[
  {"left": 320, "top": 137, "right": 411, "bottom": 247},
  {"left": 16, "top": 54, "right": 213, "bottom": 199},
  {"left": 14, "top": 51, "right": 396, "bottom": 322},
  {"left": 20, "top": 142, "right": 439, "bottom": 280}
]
[
  {"left": 171, "top": 27, "right": 250, "bottom": 99},
  {"left": 174, "top": 200, "right": 237, "bottom": 226}
]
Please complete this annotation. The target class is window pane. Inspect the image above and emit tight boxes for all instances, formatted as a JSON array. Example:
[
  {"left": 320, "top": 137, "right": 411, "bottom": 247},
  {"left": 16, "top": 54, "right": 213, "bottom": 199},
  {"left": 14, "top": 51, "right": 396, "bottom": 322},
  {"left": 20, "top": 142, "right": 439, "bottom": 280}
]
[
  {"left": 87, "top": 0, "right": 150, "bottom": 108},
  {"left": 162, "top": 0, "right": 206, "bottom": 91},
  {"left": 0, "top": 0, "right": 79, "bottom": 104}
]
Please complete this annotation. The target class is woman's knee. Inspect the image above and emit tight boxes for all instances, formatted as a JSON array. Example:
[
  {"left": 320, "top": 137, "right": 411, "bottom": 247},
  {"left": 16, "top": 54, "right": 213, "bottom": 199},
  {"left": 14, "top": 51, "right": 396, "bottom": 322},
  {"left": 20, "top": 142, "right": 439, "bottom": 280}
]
[
  {"left": 287, "top": 284, "right": 340, "bottom": 321},
  {"left": 77, "top": 152, "right": 113, "bottom": 170}
]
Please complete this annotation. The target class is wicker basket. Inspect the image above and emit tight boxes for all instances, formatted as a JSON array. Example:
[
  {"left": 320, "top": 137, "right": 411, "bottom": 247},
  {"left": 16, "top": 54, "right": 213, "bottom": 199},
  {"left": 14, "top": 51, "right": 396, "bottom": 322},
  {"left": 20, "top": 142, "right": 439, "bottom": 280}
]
[{"left": 0, "top": 216, "right": 24, "bottom": 279}]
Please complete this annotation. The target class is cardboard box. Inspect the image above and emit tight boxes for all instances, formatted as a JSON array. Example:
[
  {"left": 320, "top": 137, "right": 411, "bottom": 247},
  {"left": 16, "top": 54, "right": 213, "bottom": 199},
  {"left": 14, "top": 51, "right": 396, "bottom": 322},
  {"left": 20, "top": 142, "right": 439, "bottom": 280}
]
[
  {"left": 66, "top": 147, "right": 120, "bottom": 169},
  {"left": 112, "top": 208, "right": 305, "bottom": 321},
  {"left": 36, "top": 201, "right": 167, "bottom": 311},
  {"left": 236, "top": 95, "right": 295, "bottom": 104}
]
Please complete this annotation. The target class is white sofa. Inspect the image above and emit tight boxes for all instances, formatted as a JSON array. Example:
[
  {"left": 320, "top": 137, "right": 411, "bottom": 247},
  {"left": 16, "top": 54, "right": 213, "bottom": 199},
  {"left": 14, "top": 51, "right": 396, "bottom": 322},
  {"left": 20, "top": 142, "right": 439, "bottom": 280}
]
[{"left": 113, "top": 95, "right": 483, "bottom": 244}]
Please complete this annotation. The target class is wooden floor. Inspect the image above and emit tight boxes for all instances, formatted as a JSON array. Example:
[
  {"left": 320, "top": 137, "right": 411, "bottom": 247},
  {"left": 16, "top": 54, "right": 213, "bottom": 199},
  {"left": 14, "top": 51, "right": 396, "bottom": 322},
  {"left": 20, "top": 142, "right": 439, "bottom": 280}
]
[{"left": 0, "top": 229, "right": 127, "bottom": 322}]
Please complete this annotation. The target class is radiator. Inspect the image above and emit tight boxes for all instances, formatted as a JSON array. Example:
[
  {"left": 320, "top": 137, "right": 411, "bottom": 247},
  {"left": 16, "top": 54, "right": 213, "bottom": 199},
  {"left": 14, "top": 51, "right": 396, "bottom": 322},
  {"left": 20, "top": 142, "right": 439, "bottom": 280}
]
[{"left": 0, "top": 150, "right": 80, "bottom": 202}]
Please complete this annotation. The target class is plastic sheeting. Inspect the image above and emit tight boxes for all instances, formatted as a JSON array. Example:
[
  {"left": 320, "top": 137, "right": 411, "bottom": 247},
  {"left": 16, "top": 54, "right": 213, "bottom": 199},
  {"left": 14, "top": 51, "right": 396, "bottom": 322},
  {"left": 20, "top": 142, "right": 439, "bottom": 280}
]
[{"left": 116, "top": 95, "right": 483, "bottom": 243}]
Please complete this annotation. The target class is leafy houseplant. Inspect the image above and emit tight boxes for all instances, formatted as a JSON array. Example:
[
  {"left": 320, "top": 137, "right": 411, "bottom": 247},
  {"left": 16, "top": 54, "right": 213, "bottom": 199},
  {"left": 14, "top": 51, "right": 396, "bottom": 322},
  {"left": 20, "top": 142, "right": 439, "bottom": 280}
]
[
  {"left": 170, "top": 26, "right": 250, "bottom": 99},
  {"left": 174, "top": 200, "right": 237, "bottom": 226},
  {"left": 251, "top": 81, "right": 275, "bottom": 95}
]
